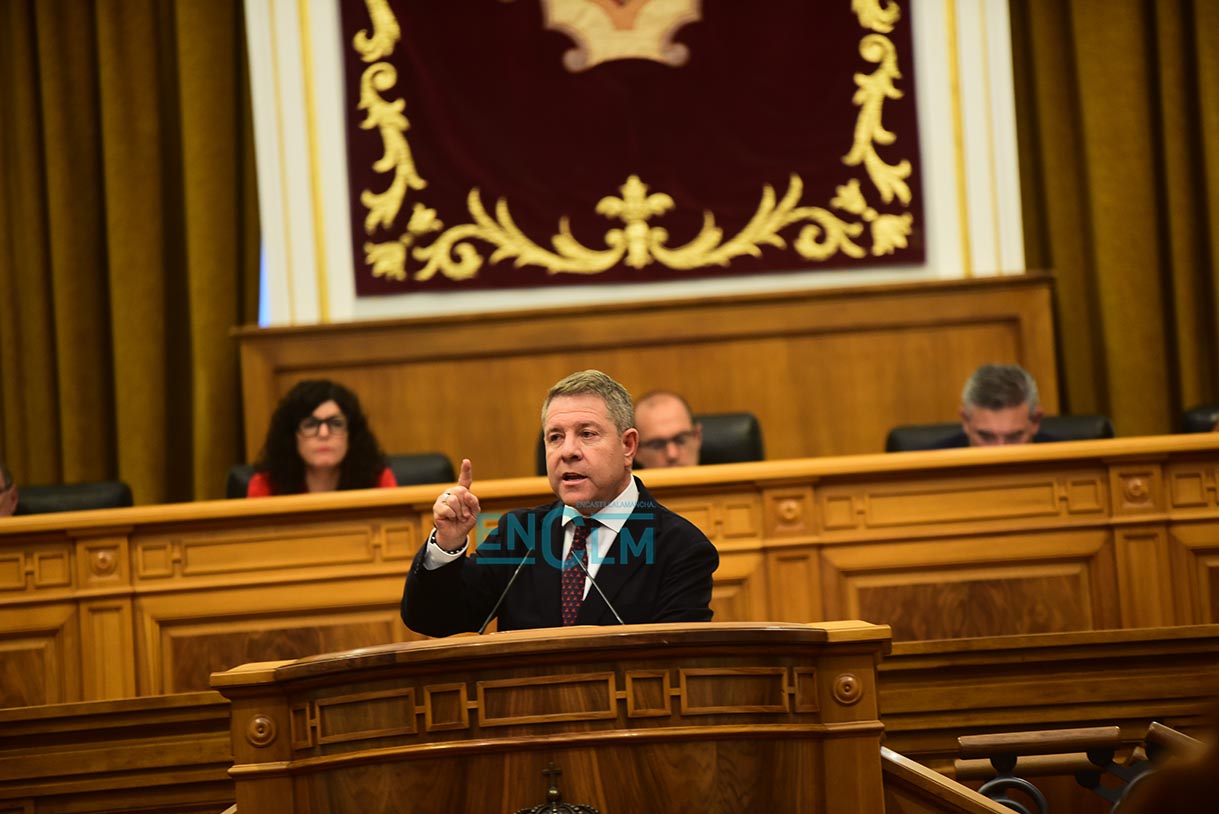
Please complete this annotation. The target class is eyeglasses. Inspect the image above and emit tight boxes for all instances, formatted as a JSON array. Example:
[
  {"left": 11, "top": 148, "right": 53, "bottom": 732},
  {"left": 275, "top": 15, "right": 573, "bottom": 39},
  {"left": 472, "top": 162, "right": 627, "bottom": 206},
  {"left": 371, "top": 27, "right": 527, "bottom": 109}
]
[
  {"left": 297, "top": 415, "right": 348, "bottom": 437},
  {"left": 639, "top": 430, "right": 695, "bottom": 453}
]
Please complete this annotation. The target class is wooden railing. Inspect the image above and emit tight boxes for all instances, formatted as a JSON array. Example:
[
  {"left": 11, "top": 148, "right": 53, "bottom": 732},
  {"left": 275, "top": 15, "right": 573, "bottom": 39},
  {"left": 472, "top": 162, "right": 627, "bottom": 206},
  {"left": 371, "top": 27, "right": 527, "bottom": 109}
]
[{"left": 3, "top": 432, "right": 1219, "bottom": 707}]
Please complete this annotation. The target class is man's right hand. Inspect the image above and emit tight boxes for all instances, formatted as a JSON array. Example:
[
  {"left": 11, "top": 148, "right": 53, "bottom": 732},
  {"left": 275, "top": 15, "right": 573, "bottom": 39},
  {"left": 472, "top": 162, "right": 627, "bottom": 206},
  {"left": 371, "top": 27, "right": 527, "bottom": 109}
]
[{"left": 433, "top": 458, "right": 479, "bottom": 551}]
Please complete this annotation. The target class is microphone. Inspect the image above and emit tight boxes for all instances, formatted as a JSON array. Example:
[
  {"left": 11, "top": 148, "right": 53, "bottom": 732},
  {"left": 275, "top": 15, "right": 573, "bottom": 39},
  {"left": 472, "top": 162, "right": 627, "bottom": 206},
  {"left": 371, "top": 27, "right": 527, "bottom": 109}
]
[
  {"left": 572, "top": 553, "right": 625, "bottom": 625},
  {"left": 478, "top": 546, "right": 533, "bottom": 635}
]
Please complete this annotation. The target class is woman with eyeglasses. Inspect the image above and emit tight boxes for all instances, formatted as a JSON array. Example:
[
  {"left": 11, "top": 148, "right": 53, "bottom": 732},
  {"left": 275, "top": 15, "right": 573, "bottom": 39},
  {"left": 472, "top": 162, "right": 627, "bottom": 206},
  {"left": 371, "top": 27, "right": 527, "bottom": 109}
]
[{"left": 247, "top": 379, "right": 397, "bottom": 496}]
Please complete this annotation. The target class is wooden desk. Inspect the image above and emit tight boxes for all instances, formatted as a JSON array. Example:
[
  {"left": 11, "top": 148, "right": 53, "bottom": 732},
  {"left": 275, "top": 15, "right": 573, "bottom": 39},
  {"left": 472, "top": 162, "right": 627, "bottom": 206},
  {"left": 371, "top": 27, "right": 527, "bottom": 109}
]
[
  {"left": 211, "top": 622, "right": 892, "bottom": 814},
  {"left": 0, "top": 691, "right": 232, "bottom": 814},
  {"left": 3, "top": 433, "right": 1219, "bottom": 707}
]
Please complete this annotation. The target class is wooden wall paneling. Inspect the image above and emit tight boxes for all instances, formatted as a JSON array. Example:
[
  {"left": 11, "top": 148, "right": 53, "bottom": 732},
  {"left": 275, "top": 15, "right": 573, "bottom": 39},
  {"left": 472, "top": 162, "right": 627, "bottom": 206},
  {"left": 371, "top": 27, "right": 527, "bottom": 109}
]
[
  {"left": 134, "top": 575, "right": 417, "bottom": 695},
  {"left": 820, "top": 530, "right": 1115, "bottom": 641},
  {"left": 1167, "top": 521, "right": 1219, "bottom": 625},
  {"left": 236, "top": 277, "right": 1059, "bottom": 477},
  {"left": 79, "top": 599, "right": 137, "bottom": 701},
  {"left": 765, "top": 545, "right": 824, "bottom": 623},
  {"left": 708, "top": 551, "right": 768, "bottom": 622},
  {"left": 1164, "top": 456, "right": 1219, "bottom": 625},
  {"left": 0, "top": 602, "right": 80, "bottom": 708},
  {"left": 813, "top": 465, "right": 1110, "bottom": 543}
]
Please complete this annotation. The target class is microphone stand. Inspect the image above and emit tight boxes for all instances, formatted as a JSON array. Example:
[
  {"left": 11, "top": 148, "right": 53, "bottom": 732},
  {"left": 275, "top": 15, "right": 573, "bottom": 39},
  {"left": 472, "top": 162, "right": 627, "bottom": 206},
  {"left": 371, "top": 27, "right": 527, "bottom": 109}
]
[
  {"left": 478, "top": 547, "right": 533, "bottom": 635},
  {"left": 573, "top": 554, "right": 625, "bottom": 625}
]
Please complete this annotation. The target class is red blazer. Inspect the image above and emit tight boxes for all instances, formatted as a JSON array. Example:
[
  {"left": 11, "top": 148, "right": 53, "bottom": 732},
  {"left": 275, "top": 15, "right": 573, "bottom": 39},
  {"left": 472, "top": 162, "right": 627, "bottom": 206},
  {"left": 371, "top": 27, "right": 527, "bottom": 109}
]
[{"left": 246, "top": 467, "right": 397, "bottom": 496}]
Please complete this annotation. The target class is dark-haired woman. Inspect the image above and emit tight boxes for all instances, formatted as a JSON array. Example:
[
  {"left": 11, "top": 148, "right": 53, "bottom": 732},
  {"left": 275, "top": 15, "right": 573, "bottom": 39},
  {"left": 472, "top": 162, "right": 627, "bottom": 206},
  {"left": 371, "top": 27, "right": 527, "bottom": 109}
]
[{"left": 248, "top": 379, "right": 397, "bottom": 496}]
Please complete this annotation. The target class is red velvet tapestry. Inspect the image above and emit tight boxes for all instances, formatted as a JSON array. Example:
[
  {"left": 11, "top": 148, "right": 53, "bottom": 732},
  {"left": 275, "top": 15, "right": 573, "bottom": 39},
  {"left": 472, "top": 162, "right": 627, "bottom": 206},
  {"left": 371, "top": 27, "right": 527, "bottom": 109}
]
[{"left": 339, "top": 0, "right": 924, "bottom": 295}]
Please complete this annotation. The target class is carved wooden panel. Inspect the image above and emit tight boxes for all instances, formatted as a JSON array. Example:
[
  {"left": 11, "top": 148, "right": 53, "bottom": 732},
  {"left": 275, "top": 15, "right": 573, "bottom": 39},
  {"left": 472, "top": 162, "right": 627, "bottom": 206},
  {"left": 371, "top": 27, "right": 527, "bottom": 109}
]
[
  {"left": 133, "top": 519, "right": 414, "bottom": 583},
  {"left": 79, "top": 599, "right": 136, "bottom": 700},
  {"left": 821, "top": 531, "right": 1116, "bottom": 640},
  {"left": 709, "top": 551, "right": 768, "bottom": 622},
  {"left": 1166, "top": 460, "right": 1219, "bottom": 510},
  {"left": 0, "top": 603, "right": 79, "bottom": 708},
  {"left": 816, "top": 467, "right": 1108, "bottom": 539},
  {"left": 1113, "top": 526, "right": 1177, "bottom": 627},
  {"left": 135, "top": 576, "right": 414, "bottom": 694},
  {"left": 663, "top": 491, "right": 761, "bottom": 545},
  {"left": 0, "top": 539, "right": 73, "bottom": 595},
  {"left": 1168, "top": 521, "right": 1219, "bottom": 624},
  {"left": 1109, "top": 464, "right": 1164, "bottom": 516},
  {"left": 765, "top": 546, "right": 824, "bottom": 622}
]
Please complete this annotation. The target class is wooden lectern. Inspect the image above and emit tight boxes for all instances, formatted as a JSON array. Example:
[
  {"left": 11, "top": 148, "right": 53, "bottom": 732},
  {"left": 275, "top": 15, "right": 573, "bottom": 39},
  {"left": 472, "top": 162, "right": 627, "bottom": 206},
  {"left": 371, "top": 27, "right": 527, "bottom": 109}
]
[{"left": 211, "top": 621, "right": 891, "bottom": 813}]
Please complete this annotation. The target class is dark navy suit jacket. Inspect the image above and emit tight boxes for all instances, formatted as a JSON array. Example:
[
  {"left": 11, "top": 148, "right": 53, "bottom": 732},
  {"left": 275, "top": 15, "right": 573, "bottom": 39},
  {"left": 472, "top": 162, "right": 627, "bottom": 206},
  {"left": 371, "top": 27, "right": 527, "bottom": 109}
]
[{"left": 401, "top": 477, "right": 719, "bottom": 636}]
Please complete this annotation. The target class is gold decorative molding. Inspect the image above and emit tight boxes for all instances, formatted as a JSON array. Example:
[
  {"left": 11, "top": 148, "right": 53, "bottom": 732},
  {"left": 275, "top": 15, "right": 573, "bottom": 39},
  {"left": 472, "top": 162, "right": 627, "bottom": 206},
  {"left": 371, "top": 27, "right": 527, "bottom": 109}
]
[
  {"left": 851, "top": 0, "right": 901, "bottom": 33},
  {"left": 843, "top": 34, "right": 912, "bottom": 205},
  {"left": 355, "top": 1, "right": 918, "bottom": 283},
  {"left": 353, "top": 0, "right": 400, "bottom": 62}
]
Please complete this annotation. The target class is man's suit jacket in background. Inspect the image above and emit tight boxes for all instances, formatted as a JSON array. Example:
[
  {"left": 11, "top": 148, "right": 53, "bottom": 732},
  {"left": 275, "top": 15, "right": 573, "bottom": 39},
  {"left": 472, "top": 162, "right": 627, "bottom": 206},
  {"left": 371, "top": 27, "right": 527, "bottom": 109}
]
[{"left": 401, "top": 478, "right": 719, "bottom": 636}]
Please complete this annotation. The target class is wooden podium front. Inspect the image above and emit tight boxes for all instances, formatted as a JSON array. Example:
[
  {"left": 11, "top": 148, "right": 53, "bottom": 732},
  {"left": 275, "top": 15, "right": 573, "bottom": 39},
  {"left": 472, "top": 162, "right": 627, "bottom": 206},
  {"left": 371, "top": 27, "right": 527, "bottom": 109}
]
[{"left": 211, "top": 621, "right": 891, "bottom": 813}]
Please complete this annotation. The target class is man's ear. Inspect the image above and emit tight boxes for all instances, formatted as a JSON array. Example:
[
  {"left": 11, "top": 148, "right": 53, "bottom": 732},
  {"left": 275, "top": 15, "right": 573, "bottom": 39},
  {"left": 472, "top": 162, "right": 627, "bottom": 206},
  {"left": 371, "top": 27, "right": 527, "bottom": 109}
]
[
  {"left": 622, "top": 427, "right": 639, "bottom": 459},
  {"left": 693, "top": 422, "right": 704, "bottom": 443},
  {"left": 958, "top": 405, "right": 969, "bottom": 427},
  {"left": 1030, "top": 407, "right": 1044, "bottom": 429}
]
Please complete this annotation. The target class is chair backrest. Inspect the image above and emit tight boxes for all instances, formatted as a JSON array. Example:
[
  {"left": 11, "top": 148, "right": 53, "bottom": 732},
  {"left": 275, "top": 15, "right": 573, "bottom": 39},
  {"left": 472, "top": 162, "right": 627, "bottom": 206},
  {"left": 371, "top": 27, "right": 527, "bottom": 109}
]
[
  {"left": 884, "top": 422, "right": 960, "bottom": 452},
  {"left": 225, "top": 453, "right": 456, "bottom": 498},
  {"left": 1043, "top": 414, "right": 1116, "bottom": 442},
  {"left": 387, "top": 452, "right": 455, "bottom": 486},
  {"left": 885, "top": 414, "right": 1116, "bottom": 452},
  {"left": 1181, "top": 404, "right": 1219, "bottom": 433},
  {"left": 695, "top": 412, "right": 765, "bottom": 465},
  {"left": 14, "top": 481, "right": 134, "bottom": 515},
  {"left": 533, "top": 411, "right": 765, "bottom": 474}
]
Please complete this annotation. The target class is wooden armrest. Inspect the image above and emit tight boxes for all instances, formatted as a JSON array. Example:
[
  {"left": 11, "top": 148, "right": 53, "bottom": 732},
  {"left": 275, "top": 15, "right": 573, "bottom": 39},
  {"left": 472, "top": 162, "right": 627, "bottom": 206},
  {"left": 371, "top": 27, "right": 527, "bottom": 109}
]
[
  {"left": 954, "top": 753, "right": 1100, "bottom": 780},
  {"left": 1146, "top": 721, "right": 1207, "bottom": 759},
  {"left": 958, "top": 726, "right": 1122, "bottom": 758}
]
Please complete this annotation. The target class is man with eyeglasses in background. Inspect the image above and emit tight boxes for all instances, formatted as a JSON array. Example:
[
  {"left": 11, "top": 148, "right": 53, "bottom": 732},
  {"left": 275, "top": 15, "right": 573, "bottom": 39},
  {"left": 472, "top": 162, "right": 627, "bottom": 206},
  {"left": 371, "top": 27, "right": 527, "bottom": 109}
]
[
  {"left": 633, "top": 391, "right": 703, "bottom": 468},
  {"left": 0, "top": 461, "right": 18, "bottom": 517},
  {"left": 932, "top": 363, "right": 1056, "bottom": 448}
]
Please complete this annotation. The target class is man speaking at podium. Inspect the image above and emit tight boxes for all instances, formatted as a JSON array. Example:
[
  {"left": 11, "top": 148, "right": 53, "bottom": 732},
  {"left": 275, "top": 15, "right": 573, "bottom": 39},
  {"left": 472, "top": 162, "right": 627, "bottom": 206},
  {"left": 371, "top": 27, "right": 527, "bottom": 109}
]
[{"left": 401, "top": 370, "right": 719, "bottom": 636}]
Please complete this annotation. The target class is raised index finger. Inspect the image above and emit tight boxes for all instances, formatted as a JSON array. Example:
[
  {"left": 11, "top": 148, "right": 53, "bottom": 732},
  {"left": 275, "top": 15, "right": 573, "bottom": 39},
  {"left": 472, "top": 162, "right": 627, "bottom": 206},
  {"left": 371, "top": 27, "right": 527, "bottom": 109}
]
[{"left": 457, "top": 458, "right": 473, "bottom": 490}]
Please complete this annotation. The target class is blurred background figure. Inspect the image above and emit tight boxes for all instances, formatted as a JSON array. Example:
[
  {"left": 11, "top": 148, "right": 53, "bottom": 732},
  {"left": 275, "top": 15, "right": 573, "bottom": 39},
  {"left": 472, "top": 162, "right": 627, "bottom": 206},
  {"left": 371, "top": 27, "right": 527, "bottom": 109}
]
[
  {"left": 634, "top": 391, "right": 703, "bottom": 468},
  {"left": 0, "top": 461, "right": 17, "bottom": 517},
  {"left": 248, "top": 379, "right": 397, "bottom": 496},
  {"left": 935, "top": 363, "right": 1052, "bottom": 448}
]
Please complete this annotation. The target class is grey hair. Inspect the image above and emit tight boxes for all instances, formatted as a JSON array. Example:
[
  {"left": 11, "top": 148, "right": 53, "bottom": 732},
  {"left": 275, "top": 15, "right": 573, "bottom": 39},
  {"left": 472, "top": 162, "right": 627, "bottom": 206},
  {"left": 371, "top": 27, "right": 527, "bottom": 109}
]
[
  {"left": 962, "top": 363, "right": 1040, "bottom": 416},
  {"left": 542, "top": 370, "right": 635, "bottom": 435}
]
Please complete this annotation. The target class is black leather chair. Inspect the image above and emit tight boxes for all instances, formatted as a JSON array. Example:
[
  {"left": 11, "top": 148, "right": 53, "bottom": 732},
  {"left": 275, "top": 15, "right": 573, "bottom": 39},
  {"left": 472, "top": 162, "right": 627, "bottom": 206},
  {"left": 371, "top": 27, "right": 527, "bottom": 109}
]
[
  {"left": 695, "top": 412, "right": 765, "bottom": 465},
  {"left": 534, "top": 412, "right": 765, "bottom": 475},
  {"left": 225, "top": 453, "right": 456, "bottom": 498},
  {"left": 885, "top": 414, "right": 1116, "bottom": 452},
  {"left": 1181, "top": 404, "right": 1219, "bottom": 433},
  {"left": 14, "top": 481, "right": 134, "bottom": 515}
]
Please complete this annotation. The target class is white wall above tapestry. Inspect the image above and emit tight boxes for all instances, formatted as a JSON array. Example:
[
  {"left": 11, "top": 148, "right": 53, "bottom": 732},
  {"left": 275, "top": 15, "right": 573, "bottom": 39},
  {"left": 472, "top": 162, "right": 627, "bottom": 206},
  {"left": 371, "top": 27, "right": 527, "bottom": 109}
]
[{"left": 244, "top": 0, "right": 1024, "bottom": 325}]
